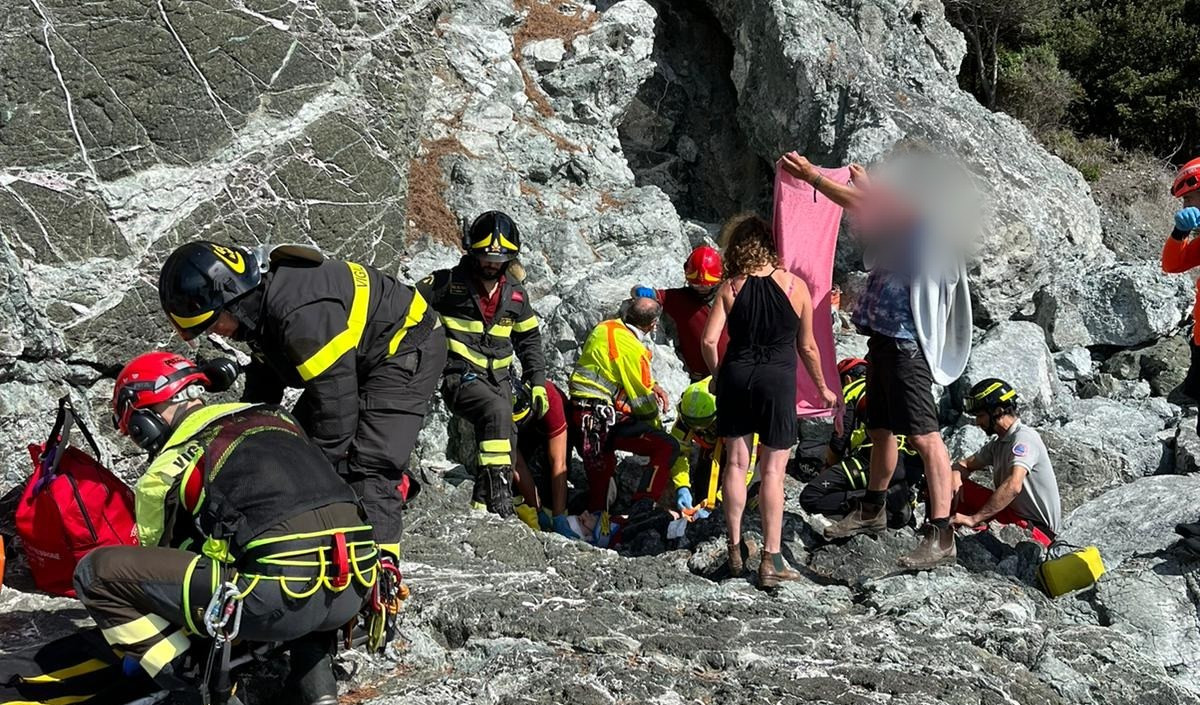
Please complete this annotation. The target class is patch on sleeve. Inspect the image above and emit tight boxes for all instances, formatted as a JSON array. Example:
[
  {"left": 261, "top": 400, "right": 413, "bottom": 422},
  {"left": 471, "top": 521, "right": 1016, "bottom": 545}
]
[
  {"left": 1012, "top": 443, "right": 1028, "bottom": 458},
  {"left": 511, "top": 290, "right": 525, "bottom": 303}
]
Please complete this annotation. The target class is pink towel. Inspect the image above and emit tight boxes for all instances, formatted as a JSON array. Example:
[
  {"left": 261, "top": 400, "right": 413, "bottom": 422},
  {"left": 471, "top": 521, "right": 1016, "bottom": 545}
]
[{"left": 772, "top": 163, "right": 850, "bottom": 418}]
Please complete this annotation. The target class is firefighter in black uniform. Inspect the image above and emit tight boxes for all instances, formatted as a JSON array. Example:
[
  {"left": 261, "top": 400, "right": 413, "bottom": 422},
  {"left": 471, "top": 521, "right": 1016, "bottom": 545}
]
[
  {"left": 74, "top": 351, "right": 376, "bottom": 705},
  {"left": 417, "top": 211, "right": 548, "bottom": 517},
  {"left": 157, "top": 242, "right": 446, "bottom": 559}
]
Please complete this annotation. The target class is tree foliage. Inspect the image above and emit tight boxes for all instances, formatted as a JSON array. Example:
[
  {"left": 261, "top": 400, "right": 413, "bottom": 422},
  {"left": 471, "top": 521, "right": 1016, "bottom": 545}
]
[{"left": 945, "top": 0, "right": 1200, "bottom": 164}]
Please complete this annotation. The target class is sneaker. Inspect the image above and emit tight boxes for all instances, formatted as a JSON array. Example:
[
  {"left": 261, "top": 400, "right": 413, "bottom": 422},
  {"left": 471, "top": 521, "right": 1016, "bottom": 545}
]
[
  {"left": 823, "top": 503, "right": 887, "bottom": 540},
  {"left": 896, "top": 524, "right": 957, "bottom": 570}
]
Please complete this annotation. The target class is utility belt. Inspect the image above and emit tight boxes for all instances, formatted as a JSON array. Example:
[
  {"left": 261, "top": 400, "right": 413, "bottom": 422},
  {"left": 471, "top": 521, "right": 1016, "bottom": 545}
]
[
  {"left": 574, "top": 398, "right": 618, "bottom": 466},
  {"left": 236, "top": 526, "right": 378, "bottom": 599}
]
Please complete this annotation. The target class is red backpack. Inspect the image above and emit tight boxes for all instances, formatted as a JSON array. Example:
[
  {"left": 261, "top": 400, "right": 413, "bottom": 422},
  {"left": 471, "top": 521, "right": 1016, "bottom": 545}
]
[{"left": 16, "top": 396, "right": 138, "bottom": 597}]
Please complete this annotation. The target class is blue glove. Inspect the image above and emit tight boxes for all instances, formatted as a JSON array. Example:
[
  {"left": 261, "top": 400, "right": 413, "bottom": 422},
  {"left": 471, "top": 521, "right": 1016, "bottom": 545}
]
[
  {"left": 693, "top": 507, "right": 711, "bottom": 520},
  {"left": 633, "top": 286, "right": 656, "bottom": 299},
  {"left": 553, "top": 514, "right": 581, "bottom": 540},
  {"left": 676, "top": 487, "right": 693, "bottom": 510},
  {"left": 538, "top": 507, "right": 553, "bottom": 531},
  {"left": 1176, "top": 207, "right": 1200, "bottom": 232}
]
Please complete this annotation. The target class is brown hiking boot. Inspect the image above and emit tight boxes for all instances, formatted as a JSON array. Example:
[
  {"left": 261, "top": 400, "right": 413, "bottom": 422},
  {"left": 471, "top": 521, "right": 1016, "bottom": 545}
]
[
  {"left": 727, "top": 538, "right": 758, "bottom": 577},
  {"left": 758, "top": 552, "right": 803, "bottom": 589},
  {"left": 823, "top": 503, "right": 887, "bottom": 540},
  {"left": 896, "top": 524, "right": 957, "bottom": 570}
]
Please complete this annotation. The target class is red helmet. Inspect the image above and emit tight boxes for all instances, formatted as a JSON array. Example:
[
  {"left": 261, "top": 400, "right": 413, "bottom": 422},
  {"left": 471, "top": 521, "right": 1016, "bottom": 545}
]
[
  {"left": 113, "top": 352, "right": 210, "bottom": 453},
  {"left": 837, "top": 357, "right": 868, "bottom": 379},
  {"left": 684, "top": 246, "right": 722, "bottom": 286},
  {"left": 1173, "top": 157, "right": 1200, "bottom": 198}
]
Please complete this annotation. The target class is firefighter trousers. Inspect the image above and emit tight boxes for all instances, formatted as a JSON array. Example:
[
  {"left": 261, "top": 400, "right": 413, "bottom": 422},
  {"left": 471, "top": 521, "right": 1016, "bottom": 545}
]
[
  {"left": 441, "top": 371, "right": 516, "bottom": 471},
  {"left": 72, "top": 504, "right": 371, "bottom": 692},
  {"left": 338, "top": 324, "right": 447, "bottom": 550}
]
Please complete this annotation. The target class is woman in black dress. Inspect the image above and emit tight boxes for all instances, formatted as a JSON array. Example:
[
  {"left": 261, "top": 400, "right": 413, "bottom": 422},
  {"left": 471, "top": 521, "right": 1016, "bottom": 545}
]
[{"left": 702, "top": 214, "right": 837, "bottom": 587}]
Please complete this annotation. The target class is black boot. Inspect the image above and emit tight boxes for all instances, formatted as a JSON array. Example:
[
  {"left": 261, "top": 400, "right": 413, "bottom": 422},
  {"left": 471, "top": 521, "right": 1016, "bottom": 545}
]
[
  {"left": 480, "top": 465, "right": 514, "bottom": 518},
  {"left": 288, "top": 633, "right": 339, "bottom": 705}
]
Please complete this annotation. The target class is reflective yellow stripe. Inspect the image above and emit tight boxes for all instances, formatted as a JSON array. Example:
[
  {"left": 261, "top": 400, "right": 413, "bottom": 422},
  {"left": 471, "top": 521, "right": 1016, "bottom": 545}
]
[
  {"left": 499, "top": 233, "right": 519, "bottom": 251},
  {"left": 7, "top": 696, "right": 94, "bottom": 705},
  {"left": 447, "top": 339, "right": 512, "bottom": 370},
  {"left": 480, "top": 439, "right": 512, "bottom": 453},
  {"left": 102, "top": 614, "right": 171, "bottom": 646},
  {"left": 182, "top": 555, "right": 202, "bottom": 635},
  {"left": 571, "top": 367, "right": 619, "bottom": 397},
  {"left": 512, "top": 315, "right": 538, "bottom": 333},
  {"left": 489, "top": 323, "right": 513, "bottom": 338},
  {"left": 443, "top": 315, "right": 485, "bottom": 334},
  {"left": 479, "top": 453, "right": 511, "bottom": 465},
  {"left": 389, "top": 290, "right": 430, "bottom": 355},
  {"left": 296, "top": 262, "right": 370, "bottom": 382},
  {"left": 22, "top": 658, "right": 109, "bottom": 683},
  {"left": 169, "top": 310, "right": 214, "bottom": 329},
  {"left": 707, "top": 438, "right": 723, "bottom": 507},
  {"left": 448, "top": 338, "right": 490, "bottom": 368},
  {"left": 141, "top": 629, "right": 191, "bottom": 677},
  {"left": 470, "top": 233, "right": 493, "bottom": 248}
]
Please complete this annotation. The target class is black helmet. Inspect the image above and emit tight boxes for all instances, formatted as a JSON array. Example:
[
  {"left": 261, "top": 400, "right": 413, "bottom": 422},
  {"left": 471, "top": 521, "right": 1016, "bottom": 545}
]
[
  {"left": 464, "top": 211, "right": 521, "bottom": 263},
  {"left": 964, "top": 378, "right": 1018, "bottom": 414},
  {"left": 158, "top": 242, "right": 263, "bottom": 341},
  {"left": 511, "top": 378, "right": 532, "bottom": 427}
]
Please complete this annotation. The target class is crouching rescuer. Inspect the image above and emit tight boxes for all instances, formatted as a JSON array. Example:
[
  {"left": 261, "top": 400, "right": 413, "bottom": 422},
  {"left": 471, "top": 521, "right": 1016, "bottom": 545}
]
[{"left": 74, "top": 352, "right": 378, "bottom": 705}]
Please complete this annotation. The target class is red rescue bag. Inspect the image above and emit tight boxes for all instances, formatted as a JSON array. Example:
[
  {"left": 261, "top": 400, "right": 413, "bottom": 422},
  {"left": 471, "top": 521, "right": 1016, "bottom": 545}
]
[{"left": 16, "top": 396, "right": 138, "bottom": 597}]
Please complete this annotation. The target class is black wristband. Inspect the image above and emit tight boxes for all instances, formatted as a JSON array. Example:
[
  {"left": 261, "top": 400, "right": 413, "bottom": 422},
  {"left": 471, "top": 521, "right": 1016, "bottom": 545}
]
[{"left": 1172, "top": 227, "right": 1190, "bottom": 241}]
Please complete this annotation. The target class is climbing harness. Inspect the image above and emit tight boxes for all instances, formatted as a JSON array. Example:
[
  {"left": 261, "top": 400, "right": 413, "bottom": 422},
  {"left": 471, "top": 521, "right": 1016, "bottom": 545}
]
[{"left": 579, "top": 401, "right": 617, "bottom": 467}]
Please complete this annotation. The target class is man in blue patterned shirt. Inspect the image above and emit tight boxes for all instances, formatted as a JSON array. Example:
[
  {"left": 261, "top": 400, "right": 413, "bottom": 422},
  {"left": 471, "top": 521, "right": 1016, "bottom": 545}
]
[{"left": 781, "top": 152, "right": 959, "bottom": 571}]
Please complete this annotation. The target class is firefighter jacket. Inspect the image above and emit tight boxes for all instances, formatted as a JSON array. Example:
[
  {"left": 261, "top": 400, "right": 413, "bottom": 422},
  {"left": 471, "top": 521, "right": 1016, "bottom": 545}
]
[
  {"left": 416, "top": 258, "right": 546, "bottom": 387},
  {"left": 235, "top": 258, "right": 436, "bottom": 468},
  {"left": 569, "top": 319, "right": 660, "bottom": 421},
  {"left": 134, "top": 403, "right": 363, "bottom": 562}
]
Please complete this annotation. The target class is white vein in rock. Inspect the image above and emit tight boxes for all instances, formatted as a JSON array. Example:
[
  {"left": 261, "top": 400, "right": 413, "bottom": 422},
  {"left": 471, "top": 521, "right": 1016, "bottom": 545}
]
[
  {"left": 29, "top": 0, "right": 96, "bottom": 179},
  {"left": 156, "top": 0, "right": 237, "bottom": 136}
]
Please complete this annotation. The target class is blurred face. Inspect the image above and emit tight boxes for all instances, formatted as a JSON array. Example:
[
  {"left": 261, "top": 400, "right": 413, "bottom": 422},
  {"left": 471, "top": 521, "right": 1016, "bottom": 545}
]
[
  {"left": 973, "top": 410, "right": 989, "bottom": 429},
  {"left": 689, "top": 283, "right": 716, "bottom": 298},
  {"left": 1184, "top": 192, "right": 1200, "bottom": 208}
]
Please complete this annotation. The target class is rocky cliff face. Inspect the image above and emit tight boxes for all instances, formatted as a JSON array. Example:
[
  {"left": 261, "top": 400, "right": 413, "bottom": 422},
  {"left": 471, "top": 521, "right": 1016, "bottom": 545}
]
[{"left": 2, "top": 0, "right": 1199, "bottom": 702}]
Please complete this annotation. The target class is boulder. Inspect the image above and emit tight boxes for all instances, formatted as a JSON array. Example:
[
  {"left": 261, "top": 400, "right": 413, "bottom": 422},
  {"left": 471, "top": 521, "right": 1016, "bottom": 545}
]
[
  {"left": 1059, "top": 474, "right": 1200, "bottom": 570},
  {"left": 1034, "top": 262, "right": 1193, "bottom": 350},
  {"left": 1050, "top": 397, "right": 1173, "bottom": 481},
  {"left": 1055, "top": 347, "right": 1095, "bottom": 383},
  {"left": 961, "top": 321, "right": 1061, "bottom": 424},
  {"left": 1091, "top": 555, "right": 1200, "bottom": 692},
  {"left": 699, "top": 0, "right": 1106, "bottom": 326}
]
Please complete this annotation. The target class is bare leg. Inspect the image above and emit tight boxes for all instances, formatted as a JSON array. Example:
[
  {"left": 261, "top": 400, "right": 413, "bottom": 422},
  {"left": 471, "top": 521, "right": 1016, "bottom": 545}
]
[
  {"left": 722, "top": 435, "right": 754, "bottom": 546},
  {"left": 512, "top": 449, "right": 541, "bottom": 510},
  {"left": 756, "top": 445, "right": 790, "bottom": 554},
  {"left": 866, "top": 428, "right": 899, "bottom": 493},
  {"left": 910, "top": 432, "right": 952, "bottom": 519}
]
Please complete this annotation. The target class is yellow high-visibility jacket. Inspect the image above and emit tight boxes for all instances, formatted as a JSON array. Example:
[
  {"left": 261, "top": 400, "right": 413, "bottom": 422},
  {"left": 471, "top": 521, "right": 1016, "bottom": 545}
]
[{"left": 569, "top": 319, "right": 660, "bottom": 421}]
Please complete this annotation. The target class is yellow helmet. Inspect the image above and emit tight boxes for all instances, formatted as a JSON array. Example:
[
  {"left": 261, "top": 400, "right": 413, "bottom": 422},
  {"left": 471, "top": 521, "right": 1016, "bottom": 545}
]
[{"left": 678, "top": 378, "right": 717, "bottom": 429}]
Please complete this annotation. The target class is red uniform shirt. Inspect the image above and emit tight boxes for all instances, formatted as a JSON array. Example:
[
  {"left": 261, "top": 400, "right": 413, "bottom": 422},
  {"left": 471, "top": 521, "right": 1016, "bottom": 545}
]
[
  {"left": 520, "top": 380, "right": 568, "bottom": 443},
  {"left": 474, "top": 275, "right": 506, "bottom": 325},
  {"left": 657, "top": 287, "right": 729, "bottom": 379}
]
